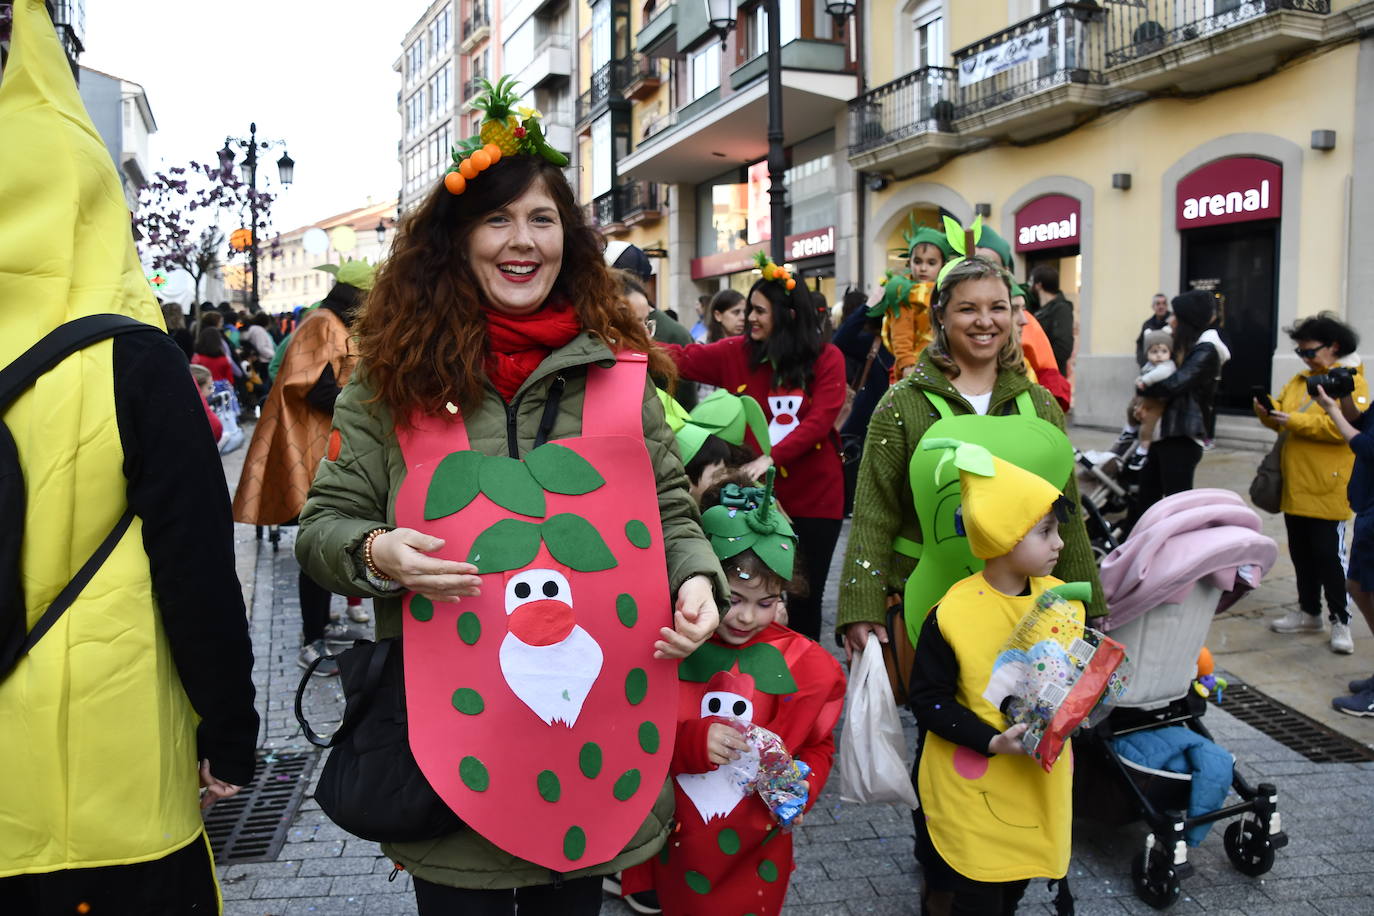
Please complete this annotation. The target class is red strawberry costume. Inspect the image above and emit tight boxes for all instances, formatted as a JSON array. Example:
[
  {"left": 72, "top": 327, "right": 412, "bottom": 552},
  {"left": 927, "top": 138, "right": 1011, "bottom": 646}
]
[{"left": 626, "top": 622, "right": 844, "bottom": 915}]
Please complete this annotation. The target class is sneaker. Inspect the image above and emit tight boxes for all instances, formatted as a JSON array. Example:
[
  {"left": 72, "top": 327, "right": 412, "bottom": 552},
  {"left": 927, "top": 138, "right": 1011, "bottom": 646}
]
[
  {"left": 298, "top": 639, "right": 338, "bottom": 677},
  {"left": 1270, "top": 610, "right": 1323, "bottom": 634},
  {"left": 346, "top": 598, "right": 371, "bottom": 624},
  {"left": 1348, "top": 674, "right": 1374, "bottom": 694},
  {"left": 1331, "top": 622, "right": 1356, "bottom": 654},
  {"left": 1332, "top": 687, "right": 1374, "bottom": 717},
  {"left": 323, "top": 621, "right": 369, "bottom": 645}
]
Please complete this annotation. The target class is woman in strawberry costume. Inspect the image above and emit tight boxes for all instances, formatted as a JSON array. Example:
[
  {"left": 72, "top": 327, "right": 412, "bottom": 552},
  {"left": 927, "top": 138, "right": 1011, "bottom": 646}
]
[
  {"left": 625, "top": 472, "right": 845, "bottom": 915},
  {"left": 297, "top": 82, "right": 726, "bottom": 915}
]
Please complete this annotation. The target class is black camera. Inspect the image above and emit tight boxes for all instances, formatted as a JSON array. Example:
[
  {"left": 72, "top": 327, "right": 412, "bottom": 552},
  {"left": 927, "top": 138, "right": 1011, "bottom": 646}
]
[{"left": 1307, "top": 366, "right": 1355, "bottom": 399}]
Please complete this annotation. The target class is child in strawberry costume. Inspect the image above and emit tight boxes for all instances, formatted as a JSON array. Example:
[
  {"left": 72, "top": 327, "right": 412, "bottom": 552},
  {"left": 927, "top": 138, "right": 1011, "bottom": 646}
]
[{"left": 626, "top": 472, "right": 845, "bottom": 915}]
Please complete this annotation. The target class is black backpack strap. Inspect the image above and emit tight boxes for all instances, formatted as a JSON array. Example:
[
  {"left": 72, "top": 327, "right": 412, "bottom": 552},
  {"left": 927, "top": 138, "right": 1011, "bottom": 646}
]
[{"left": 0, "top": 314, "right": 158, "bottom": 410}]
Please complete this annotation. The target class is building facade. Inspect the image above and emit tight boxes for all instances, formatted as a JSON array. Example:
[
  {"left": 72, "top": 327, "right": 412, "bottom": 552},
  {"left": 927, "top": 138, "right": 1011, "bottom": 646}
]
[
  {"left": 258, "top": 200, "right": 398, "bottom": 316},
  {"left": 1, "top": 0, "right": 84, "bottom": 76},
  {"left": 850, "top": 0, "right": 1374, "bottom": 434},
  {"left": 575, "top": 0, "right": 860, "bottom": 317},
  {"left": 78, "top": 66, "right": 156, "bottom": 213}
]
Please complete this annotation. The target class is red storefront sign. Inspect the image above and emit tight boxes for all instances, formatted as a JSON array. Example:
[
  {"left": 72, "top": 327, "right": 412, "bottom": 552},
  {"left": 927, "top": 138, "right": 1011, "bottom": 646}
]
[
  {"left": 1014, "top": 195, "right": 1081, "bottom": 252},
  {"left": 1176, "top": 157, "right": 1282, "bottom": 230},
  {"left": 690, "top": 226, "right": 836, "bottom": 280}
]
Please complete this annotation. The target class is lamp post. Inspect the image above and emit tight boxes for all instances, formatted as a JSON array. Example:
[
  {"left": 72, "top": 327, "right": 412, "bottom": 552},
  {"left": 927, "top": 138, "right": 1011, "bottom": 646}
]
[
  {"left": 218, "top": 122, "right": 294, "bottom": 313},
  {"left": 375, "top": 219, "right": 387, "bottom": 246}
]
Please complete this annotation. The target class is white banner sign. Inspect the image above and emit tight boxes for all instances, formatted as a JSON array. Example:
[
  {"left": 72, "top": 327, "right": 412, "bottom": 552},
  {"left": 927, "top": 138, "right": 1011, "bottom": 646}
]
[{"left": 958, "top": 27, "right": 1050, "bottom": 86}]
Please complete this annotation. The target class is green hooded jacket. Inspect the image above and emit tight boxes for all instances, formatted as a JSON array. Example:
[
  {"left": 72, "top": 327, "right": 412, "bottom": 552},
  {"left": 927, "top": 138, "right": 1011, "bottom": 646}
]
[{"left": 297, "top": 330, "right": 728, "bottom": 889}]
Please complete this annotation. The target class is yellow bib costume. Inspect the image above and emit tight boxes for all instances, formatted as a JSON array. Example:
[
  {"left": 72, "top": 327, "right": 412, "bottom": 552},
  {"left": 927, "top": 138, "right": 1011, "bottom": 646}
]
[
  {"left": 918, "top": 573, "right": 1077, "bottom": 883},
  {"left": 0, "top": 0, "right": 204, "bottom": 878}
]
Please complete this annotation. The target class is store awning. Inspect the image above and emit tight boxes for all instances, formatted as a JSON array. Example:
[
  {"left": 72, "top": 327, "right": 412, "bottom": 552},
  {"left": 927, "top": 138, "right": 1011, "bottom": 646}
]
[{"left": 617, "top": 70, "right": 857, "bottom": 185}]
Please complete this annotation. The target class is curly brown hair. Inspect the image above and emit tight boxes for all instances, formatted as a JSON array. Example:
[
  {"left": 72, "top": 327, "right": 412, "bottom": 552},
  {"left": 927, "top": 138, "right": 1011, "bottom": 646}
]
[{"left": 356, "top": 155, "right": 674, "bottom": 422}]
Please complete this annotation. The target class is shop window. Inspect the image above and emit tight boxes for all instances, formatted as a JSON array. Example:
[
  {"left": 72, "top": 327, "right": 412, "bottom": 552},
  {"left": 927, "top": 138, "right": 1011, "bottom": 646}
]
[{"left": 688, "top": 41, "right": 721, "bottom": 101}]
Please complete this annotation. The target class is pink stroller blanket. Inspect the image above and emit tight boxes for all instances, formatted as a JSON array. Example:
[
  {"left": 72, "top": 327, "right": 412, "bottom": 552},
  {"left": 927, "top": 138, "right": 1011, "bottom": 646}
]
[{"left": 1099, "top": 488, "right": 1279, "bottom": 630}]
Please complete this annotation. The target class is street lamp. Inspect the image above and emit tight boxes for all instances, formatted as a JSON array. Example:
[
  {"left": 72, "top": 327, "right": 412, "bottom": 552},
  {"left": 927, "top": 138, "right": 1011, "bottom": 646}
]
[
  {"left": 375, "top": 219, "right": 387, "bottom": 245},
  {"left": 702, "top": 0, "right": 786, "bottom": 265},
  {"left": 219, "top": 122, "right": 294, "bottom": 313}
]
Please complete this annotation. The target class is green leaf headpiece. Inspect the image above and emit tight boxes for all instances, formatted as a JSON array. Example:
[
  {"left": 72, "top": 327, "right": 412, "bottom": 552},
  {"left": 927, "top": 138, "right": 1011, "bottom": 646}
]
[
  {"left": 866, "top": 269, "right": 926, "bottom": 319},
  {"left": 675, "top": 389, "right": 771, "bottom": 465},
  {"left": 700, "top": 467, "right": 797, "bottom": 580},
  {"left": 902, "top": 214, "right": 955, "bottom": 260}
]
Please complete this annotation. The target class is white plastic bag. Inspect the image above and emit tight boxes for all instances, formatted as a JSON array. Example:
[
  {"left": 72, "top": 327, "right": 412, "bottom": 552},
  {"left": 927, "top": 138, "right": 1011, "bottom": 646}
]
[{"left": 838, "top": 632, "right": 918, "bottom": 808}]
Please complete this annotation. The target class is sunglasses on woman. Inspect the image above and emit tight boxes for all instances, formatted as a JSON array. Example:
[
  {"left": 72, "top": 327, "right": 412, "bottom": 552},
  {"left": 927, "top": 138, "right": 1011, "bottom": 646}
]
[{"left": 1294, "top": 344, "right": 1328, "bottom": 359}]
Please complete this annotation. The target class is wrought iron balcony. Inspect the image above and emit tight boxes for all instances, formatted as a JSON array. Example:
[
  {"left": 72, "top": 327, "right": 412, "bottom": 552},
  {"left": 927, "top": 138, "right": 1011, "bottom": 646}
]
[
  {"left": 576, "top": 59, "right": 633, "bottom": 125},
  {"left": 462, "top": 77, "right": 485, "bottom": 103},
  {"left": 583, "top": 181, "right": 662, "bottom": 232},
  {"left": 848, "top": 67, "right": 957, "bottom": 156},
  {"left": 585, "top": 191, "right": 619, "bottom": 230},
  {"left": 952, "top": 2, "right": 1106, "bottom": 121},
  {"left": 463, "top": 6, "right": 490, "bottom": 40},
  {"left": 1105, "top": 0, "right": 1329, "bottom": 66}
]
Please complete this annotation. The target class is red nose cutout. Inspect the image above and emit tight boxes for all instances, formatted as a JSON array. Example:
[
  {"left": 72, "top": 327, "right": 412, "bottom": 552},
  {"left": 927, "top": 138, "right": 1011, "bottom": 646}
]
[
  {"left": 508, "top": 600, "right": 576, "bottom": 646},
  {"left": 775, "top": 413, "right": 795, "bottom": 424}
]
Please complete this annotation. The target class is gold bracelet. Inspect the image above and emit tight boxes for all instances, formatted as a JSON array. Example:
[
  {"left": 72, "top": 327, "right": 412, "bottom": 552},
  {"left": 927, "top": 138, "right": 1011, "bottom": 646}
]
[{"left": 363, "top": 528, "right": 391, "bottom": 581}]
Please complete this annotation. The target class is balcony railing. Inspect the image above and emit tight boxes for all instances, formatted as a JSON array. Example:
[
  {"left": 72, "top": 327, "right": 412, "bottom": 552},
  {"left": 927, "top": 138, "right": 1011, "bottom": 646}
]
[
  {"left": 618, "top": 180, "right": 661, "bottom": 224},
  {"left": 463, "top": 6, "right": 490, "bottom": 41},
  {"left": 585, "top": 191, "right": 617, "bottom": 229},
  {"left": 952, "top": 2, "right": 1105, "bottom": 119},
  {"left": 848, "top": 67, "right": 957, "bottom": 155},
  {"left": 576, "top": 58, "right": 633, "bottom": 123},
  {"left": 462, "top": 77, "right": 485, "bottom": 102},
  {"left": 1104, "top": 0, "right": 1329, "bottom": 66}
]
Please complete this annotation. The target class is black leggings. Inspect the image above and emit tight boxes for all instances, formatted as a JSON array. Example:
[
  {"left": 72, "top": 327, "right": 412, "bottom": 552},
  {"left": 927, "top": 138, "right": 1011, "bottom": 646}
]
[
  {"left": 300, "top": 570, "right": 332, "bottom": 644},
  {"left": 1127, "top": 437, "right": 1203, "bottom": 532},
  {"left": 412, "top": 874, "right": 602, "bottom": 915},
  {"left": 914, "top": 812, "right": 1029, "bottom": 915},
  {"left": 1285, "top": 513, "right": 1349, "bottom": 623},
  {"left": 0, "top": 832, "right": 218, "bottom": 915},
  {"left": 786, "top": 516, "right": 844, "bottom": 642}
]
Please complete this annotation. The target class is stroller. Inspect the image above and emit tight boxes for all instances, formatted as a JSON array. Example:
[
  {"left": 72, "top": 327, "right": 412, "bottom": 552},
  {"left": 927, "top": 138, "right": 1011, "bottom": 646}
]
[
  {"left": 1075, "top": 488, "right": 1286, "bottom": 909},
  {"left": 1076, "top": 429, "right": 1139, "bottom": 559}
]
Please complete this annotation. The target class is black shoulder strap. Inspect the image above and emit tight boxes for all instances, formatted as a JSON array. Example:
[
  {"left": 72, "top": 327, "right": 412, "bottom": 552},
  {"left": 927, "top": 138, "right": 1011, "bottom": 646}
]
[
  {"left": 0, "top": 314, "right": 162, "bottom": 680},
  {"left": 0, "top": 314, "right": 157, "bottom": 410}
]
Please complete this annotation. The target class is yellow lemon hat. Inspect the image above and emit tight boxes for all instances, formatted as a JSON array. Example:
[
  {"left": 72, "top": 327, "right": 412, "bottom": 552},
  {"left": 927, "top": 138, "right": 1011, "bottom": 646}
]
[{"left": 921, "top": 437, "right": 1068, "bottom": 559}]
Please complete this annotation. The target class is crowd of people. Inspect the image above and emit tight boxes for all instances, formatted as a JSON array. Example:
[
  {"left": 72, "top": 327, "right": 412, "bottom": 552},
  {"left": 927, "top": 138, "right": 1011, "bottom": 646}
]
[{"left": 5, "top": 16, "right": 1374, "bottom": 914}]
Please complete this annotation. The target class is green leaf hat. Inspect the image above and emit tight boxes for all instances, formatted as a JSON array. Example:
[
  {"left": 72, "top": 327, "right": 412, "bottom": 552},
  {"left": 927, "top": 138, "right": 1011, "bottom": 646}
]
[
  {"left": 700, "top": 468, "right": 797, "bottom": 580},
  {"left": 675, "top": 388, "right": 771, "bottom": 466},
  {"left": 902, "top": 214, "right": 955, "bottom": 260}
]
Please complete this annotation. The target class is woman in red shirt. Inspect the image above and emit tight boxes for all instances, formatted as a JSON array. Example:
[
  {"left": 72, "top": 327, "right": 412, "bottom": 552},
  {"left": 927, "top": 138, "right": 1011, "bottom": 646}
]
[
  {"left": 190, "top": 326, "right": 235, "bottom": 382},
  {"left": 664, "top": 261, "right": 846, "bottom": 640}
]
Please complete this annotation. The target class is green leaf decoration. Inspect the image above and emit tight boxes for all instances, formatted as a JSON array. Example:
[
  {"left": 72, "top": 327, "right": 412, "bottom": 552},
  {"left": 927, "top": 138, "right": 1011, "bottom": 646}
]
[
  {"left": 460, "top": 756, "right": 489, "bottom": 792},
  {"left": 616, "top": 594, "right": 638, "bottom": 628},
  {"left": 739, "top": 644, "right": 799, "bottom": 695},
  {"left": 537, "top": 769, "right": 561, "bottom": 802},
  {"left": 564, "top": 825, "right": 587, "bottom": 860},
  {"left": 425, "top": 451, "right": 483, "bottom": 520},
  {"left": 542, "top": 514, "right": 616, "bottom": 572},
  {"left": 409, "top": 595, "right": 435, "bottom": 622},
  {"left": 579, "top": 742, "right": 603, "bottom": 778},
  {"left": 479, "top": 455, "right": 546, "bottom": 517},
  {"left": 638, "top": 721, "right": 660, "bottom": 754},
  {"left": 749, "top": 534, "right": 796, "bottom": 583},
  {"left": 451, "top": 688, "right": 484, "bottom": 715},
  {"left": 758, "top": 859, "right": 779, "bottom": 883},
  {"left": 457, "top": 611, "right": 481, "bottom": 645},
  {"left": 612, "top": 769, "right": 641, "bottom": 801},
  {"left": 467, "top": 519, "right": 543, "bottom": 573},
  {"left": 717, "top": 828, "right": 741, "bottom": 855},
  {"left": 524, "top": 443, "right": 605, "bottom": 495},
  {"left": 684, "top": 871, "right": 712, "bottom": 894},
  {"left": 625, "top": 668, "right": 648, "bottom": 705},
  {"left": 942, "top": 215, "right": 966, "bottom": 256},
  {"left": 679, "top": 641, "right": 743, "bottom": 684},
  {"left": 701, "top": 504, "right": 752, "bottom": 540},
  {"left": 625, "top": 520, "right": 652, "bottom": 549}
]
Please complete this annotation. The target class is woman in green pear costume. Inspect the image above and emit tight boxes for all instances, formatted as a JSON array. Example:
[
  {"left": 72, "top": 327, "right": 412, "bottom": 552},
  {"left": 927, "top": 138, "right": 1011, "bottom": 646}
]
[{"left": 836, "top": 254, "right": 1104, "bottom": 664}]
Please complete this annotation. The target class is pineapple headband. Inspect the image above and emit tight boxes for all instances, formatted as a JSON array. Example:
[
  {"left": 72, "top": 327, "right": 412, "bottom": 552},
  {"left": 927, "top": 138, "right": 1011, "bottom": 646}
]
[{"left": 444, "top": 76, "right": 570, "bottom": 196}]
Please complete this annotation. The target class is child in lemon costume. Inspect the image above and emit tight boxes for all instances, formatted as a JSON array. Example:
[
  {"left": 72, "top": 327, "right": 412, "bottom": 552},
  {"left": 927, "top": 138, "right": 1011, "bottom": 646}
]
[
  {"left": 909, "top": 439, "right": 1082, "bottom": 914},
  {"left": 0, "top": 3, "right": 258, "bottom": 912}
]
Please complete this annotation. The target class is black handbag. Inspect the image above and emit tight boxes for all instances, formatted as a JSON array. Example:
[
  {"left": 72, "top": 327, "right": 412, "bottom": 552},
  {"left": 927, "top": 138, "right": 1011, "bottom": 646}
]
[{"left": 295, "top": 638, "right": 464, "bottom": 842}]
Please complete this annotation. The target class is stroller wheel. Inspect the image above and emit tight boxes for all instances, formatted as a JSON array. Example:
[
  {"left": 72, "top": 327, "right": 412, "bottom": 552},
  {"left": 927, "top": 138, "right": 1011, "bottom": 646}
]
[
  {"left": 1132, "top": 846, "right": 1181, "bottom": 910},
  {"left": 1224, "top": 820, "right": 1276, "bottom": 876}
]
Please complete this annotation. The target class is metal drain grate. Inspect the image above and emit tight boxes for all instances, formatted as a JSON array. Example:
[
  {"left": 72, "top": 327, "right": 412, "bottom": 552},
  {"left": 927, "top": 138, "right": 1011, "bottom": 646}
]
[
  {"left": 204, "top": 750, "right": 318, "bottom": 863},
  {"left": 1220, "top": 680, "right": 1374, "bottom": 764}
]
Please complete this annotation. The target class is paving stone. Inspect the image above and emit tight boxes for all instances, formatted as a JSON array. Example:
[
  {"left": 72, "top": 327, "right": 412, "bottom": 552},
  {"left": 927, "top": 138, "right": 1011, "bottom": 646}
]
[
  {"left": 792, "top": 877, "right": 879, "bottom": 904},
  {"left": 330, "top": 873, "right": 411, "bottom": 896},
  {"left": 276, "top": 841, "right": 346, "bottom": 861},
  {"left": 361, "top": 894, "right": 422, "bottom": 914},
  {"left": 299, "top": 856, "right": 388, "bottom": 877},
  {"left": 1314, "top": 897, "right": 1374, "bottom": 916},
  {"left": 251, "top": 877, "right": 334, "bottom": 899},
  {"left": 225, "top": 898, "right": 293, "bottom": 916},
  {"left": 224, "top": 861, "right": 304, "bottom": 880}
]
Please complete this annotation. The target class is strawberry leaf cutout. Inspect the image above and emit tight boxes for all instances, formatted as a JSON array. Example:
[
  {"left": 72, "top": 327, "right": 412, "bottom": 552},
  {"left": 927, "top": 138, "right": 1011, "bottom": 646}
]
[
  {"left": 525, "top": 442, "right": 606, "bottom": 495},
  {"left": 479, "top": 455, "right": 546, "bottom": 517},
  {"left": 678, "top": 642, "right": 798, "bottom": 694},
  {"left": 542, "top": 513, "right": 616, "bottom": 571},
  {"left": 425, "top": 451, "right": 483, "bottom": 520},
  {"left": 468, "top": 518, "right": 543, "bottom": 573}
]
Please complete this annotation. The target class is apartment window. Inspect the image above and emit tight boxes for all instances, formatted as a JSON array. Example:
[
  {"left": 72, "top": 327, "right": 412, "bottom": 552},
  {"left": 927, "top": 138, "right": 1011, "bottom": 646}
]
[
  {"left": 591, "top": 114, "right": 613, "bottom": 198},
  {"left": 905, "top": 0, "right": 944, "bottom": 70},
  {"left": 505, "top": 19, "right": 536, "bottom": 75},
  {"left": 408, "top": 39, "right": 425, "bottom": 80},
  {"left": 591, "top": 0, "right": 612, "bottom": 71},
  {"left": 687, "top": 42, "right": 721, "bottom": 101}
]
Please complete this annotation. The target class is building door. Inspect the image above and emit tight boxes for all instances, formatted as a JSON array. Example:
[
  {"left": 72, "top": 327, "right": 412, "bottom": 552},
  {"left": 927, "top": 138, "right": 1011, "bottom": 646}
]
[{"left": 1180, "top": 219, "right": 1278, "bottom": 412}]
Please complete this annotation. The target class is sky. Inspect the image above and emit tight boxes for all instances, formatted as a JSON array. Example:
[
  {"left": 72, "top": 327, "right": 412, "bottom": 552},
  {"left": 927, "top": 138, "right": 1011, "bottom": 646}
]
[{"left": 81, "top": 0, "right": 431, "bottom": 234}]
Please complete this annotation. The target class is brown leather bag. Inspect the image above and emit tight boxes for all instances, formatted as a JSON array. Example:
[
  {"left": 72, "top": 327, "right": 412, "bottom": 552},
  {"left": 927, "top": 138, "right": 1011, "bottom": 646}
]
[{"left": 879, "top": 596, "right": 917, "bottom": 708}]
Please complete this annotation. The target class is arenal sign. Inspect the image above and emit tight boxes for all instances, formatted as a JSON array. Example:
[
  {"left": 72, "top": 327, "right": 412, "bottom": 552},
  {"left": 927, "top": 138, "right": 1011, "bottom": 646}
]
[
  {"left": 1177, "top": 157, "right": 1282, "bottom": 229},
  {"left": 691, "top": 226, "right": 836, "bottom": 279},
  {"left": 1014, "top": 194, "right": 1081, "bottom": 252}
]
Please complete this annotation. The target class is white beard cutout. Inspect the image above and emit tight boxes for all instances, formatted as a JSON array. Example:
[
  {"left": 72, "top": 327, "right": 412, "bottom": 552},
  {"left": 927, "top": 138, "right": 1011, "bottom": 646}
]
[
  {"left": 498, "top": 625, "right": 603, "bottom": 727},
  {"left": 676, "top": 745, "right": 760, "bottom": 822}
]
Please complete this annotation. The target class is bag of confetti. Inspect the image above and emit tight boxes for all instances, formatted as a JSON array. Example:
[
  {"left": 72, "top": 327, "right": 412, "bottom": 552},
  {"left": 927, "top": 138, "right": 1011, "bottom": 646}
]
[{"left": 986, "top": 584, "right": 1131, "bottom": 772}]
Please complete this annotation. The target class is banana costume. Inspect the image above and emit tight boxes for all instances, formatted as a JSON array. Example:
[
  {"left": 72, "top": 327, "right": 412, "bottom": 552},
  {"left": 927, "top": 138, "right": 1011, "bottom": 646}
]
[{"left": 0, "top": 0, "right": 208, "bottom": 884}]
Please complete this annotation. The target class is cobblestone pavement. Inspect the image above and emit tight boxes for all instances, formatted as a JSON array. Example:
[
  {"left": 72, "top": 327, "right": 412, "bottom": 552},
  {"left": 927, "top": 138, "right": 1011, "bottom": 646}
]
[{"left": 217, "top": 444, "right": 1374, "bottom": 916}]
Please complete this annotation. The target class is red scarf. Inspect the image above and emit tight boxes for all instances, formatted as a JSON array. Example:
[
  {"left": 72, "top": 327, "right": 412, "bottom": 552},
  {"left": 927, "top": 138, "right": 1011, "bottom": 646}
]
[{"left": 483, "top": 297, "right": 582, "bottom": 402}]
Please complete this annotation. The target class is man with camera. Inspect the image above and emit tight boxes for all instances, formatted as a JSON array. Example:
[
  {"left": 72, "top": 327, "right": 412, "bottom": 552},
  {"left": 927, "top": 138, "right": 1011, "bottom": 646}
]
[{"left": 1255, "top": 313, "right": 1369, "bottom": 655}]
